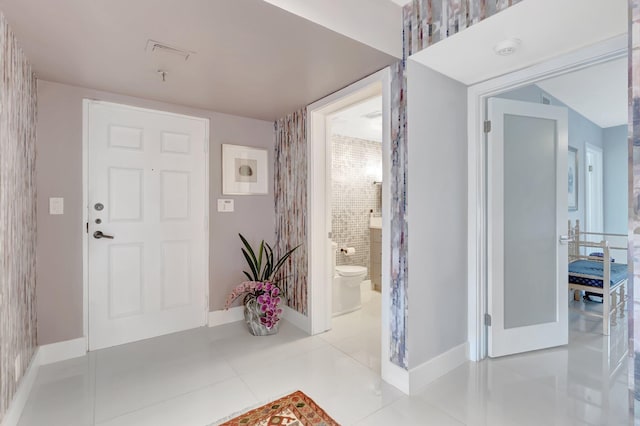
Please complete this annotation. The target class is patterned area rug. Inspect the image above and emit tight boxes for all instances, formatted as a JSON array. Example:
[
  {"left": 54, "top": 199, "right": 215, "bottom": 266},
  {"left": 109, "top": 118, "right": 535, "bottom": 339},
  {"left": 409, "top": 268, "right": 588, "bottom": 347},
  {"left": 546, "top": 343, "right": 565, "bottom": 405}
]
[{"left": 217, "top": 391, "right": 339, "bottom": 426}]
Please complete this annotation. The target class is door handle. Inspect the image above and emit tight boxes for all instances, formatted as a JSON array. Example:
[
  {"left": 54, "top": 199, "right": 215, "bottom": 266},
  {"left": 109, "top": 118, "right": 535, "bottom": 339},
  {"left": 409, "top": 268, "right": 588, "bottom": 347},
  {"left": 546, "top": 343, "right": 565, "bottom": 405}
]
[
  {"left": 559, "top": 235, "right": 572, "bottom": 244},
  {"left": 93, "top": 231, "right": 114, "bottom": 240}
]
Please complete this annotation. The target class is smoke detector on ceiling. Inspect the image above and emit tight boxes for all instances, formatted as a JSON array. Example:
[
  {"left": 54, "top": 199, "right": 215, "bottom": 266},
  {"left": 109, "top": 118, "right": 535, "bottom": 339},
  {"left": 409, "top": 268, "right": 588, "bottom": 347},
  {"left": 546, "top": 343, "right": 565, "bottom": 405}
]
[{"left": 493, "top": 38, "right": 521, "bottom": 56}]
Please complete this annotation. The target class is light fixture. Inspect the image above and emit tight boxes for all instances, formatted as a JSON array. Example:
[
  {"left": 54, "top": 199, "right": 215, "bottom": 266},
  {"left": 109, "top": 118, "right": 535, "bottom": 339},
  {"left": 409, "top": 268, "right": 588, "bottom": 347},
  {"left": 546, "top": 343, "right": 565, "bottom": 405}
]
[{"left": 493, "top": 38, "right": 521, "bottom": 56}]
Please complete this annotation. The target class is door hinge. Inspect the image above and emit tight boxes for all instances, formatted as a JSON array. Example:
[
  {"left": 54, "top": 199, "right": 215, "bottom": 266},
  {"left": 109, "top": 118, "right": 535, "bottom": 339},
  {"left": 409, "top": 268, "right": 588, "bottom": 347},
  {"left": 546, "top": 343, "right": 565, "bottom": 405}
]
[
  {"left": 484, "top": 120, "right": 492, "bottom": 133},
  {"left": 86, "top": 222, "right": 89, "bottom": 234},
  {"left": 484, "top": 313, "right": 492, "bottom": 326}
]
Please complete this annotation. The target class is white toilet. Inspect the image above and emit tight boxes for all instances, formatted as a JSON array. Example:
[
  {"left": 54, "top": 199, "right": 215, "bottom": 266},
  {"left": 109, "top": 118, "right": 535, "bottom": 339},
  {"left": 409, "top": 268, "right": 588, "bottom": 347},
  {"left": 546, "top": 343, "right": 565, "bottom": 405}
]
[{"left": 331, "top": 242, "right": 367, "bottom": 316}]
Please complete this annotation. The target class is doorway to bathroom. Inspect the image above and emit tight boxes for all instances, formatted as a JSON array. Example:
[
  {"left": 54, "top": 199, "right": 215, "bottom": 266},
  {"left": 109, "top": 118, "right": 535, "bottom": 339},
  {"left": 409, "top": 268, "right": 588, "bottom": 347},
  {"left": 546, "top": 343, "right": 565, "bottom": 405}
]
[{"left": 307, "top": 68, "right": 393, "bottom": 381}]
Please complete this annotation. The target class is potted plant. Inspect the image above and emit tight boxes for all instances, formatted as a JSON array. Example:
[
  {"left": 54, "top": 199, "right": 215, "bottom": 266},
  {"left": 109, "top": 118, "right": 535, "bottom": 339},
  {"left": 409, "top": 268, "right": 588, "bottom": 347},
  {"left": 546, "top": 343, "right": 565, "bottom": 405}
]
[{"left": 224, "top": 234, "right": 299, "bottom": 336}]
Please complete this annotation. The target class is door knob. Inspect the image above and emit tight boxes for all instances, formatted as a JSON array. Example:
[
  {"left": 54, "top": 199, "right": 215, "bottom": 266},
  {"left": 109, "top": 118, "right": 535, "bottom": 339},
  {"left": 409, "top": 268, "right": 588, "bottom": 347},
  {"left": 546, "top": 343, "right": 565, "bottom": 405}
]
[{"left": 93, "top": 231, "right": 114, "bottom": 239}]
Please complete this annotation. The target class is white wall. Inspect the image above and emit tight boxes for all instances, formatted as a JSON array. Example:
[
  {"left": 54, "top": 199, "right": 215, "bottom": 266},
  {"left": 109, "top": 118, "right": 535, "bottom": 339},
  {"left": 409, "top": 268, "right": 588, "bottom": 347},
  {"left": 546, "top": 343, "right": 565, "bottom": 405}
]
[
  {"left": 603, "top": 125, "right": 628, "bottom": 234},
  {"left": 263, "top": 0, "right": 402, "bottom": 58},
  {"left": 406, "top": 60, "right": 468, "bottom": 368}
]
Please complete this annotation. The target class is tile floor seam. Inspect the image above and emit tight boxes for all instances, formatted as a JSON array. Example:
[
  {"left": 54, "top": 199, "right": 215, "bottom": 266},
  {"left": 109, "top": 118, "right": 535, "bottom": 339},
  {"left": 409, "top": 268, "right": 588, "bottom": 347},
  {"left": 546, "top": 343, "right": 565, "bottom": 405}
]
[
  {"left": 322, "top": 336, "right": 380, "bottom": 374},
  {"left": 94, "top": 376, "right": 244, "bottom": 425}
]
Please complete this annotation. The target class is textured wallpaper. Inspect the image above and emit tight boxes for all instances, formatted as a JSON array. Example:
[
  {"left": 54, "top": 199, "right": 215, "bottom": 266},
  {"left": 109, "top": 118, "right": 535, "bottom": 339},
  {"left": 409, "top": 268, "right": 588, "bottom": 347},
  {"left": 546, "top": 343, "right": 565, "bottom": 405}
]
[
  {"left": 630, "top": 0, "right": 639, "bottom": 401},
  {"left": 331, "top": 134, "right": 382, "bottom": 279},
  {"left": 386, "top": 0, "right": 524, "bottom": 368},
  {"left": 0, "top": 11, "right": 38, "bottom": 422},
  {"left": 274, "top": 109, "right": 308, "bottom": 314}
]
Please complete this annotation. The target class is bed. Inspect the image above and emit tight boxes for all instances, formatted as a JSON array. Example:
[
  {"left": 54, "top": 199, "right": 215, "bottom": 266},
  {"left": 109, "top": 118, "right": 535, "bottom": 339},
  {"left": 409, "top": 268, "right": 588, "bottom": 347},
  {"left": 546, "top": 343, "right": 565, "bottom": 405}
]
[{"left": 568, "top": 220, "right": 628, "bottom": 335}]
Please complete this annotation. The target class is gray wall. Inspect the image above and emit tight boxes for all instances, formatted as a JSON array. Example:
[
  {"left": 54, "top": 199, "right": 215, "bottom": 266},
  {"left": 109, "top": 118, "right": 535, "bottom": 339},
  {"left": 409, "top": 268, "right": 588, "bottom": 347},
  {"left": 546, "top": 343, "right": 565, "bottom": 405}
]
[
  {"left": 497, "top": 85, "right": 604, "bottom": 228},
  {"left": 603, "top": 125, "right": 628, "bottom": 234},
  {"left": 36, "top": 80, "right": 274, "bottom": 345},
  {"left": 331, "top": 134, "right": 382, "bottom": 279},
  {"left": 406, "top": 60, "right": 468, "bottom": 368}
]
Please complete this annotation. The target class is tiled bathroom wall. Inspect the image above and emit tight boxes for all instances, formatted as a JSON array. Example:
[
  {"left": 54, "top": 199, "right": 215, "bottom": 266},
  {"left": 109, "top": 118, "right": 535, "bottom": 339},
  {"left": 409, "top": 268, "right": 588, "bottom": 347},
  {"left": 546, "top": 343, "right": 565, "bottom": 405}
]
[
  {"left": 331, "top": 134, "right": 382, "bottom": 279},
  {"left": 0, "top": 11, "right": 38, "bottom": 422}
]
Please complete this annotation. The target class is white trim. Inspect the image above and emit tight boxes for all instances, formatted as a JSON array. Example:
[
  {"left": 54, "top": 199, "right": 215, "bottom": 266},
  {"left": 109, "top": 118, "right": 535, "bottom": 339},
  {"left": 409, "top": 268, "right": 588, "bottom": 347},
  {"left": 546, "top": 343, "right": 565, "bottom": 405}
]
[
  {"left": 1, "top": 350, "right": 41, "bottom": 426},
  {"left": 82, "top": 100, "right": 210, "bottom": 350},
  {"left": 466, "top": 35, "right": 627, "bottom": 361},
  {"left": 208, "top": 306, "right": 244, "bottom": 327},
  {"left": 38, "top": 338, "right": 87, "bottom": 365},
  {"left": 382, "top": 359, "right": 410, "bottom": 395},
  {"left": 306, "top": 67, "right": 406, "bottom": 391},
  {"left": 283, "top": 306, "right": 311, "bottom": 333},
  {"left": 408, "top": 343, "right": 468, "bottom": 394}
]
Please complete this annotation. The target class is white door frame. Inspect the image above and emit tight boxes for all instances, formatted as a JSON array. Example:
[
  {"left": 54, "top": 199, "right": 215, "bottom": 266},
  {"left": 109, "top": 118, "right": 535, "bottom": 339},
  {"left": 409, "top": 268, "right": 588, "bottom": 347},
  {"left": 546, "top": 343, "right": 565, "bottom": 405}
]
[
  {"left": 467, "top": 35, "right": 627, "bottom": 361},
  {"left": 307, "top": 68, "right": 402, "bottom": 385},
  {"left": 585, "top": 143, "right": 604, "bottom": 233},
  {"left": 82, "top": 99, "right": 210, "bottom": 350}
]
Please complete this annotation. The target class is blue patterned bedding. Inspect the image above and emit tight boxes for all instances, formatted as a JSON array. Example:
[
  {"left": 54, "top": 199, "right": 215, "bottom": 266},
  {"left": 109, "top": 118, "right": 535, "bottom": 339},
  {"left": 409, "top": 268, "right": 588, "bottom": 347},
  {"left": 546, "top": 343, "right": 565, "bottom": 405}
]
[{"left": 568, "top": 260, "right": 628, "bottom": 288}]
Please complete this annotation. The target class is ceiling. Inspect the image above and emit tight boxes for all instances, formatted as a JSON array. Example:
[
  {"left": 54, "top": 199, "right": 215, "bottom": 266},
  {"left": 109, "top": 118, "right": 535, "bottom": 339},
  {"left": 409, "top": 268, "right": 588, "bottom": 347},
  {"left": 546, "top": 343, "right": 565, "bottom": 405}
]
[
  {"left": 330, "top": 96, "right": 383, "bottom": 142},
  {"left": 537, "top": 57, "right": 627, "bottom": 128},
  {"left": 411, "top": 0, "right": 627, "bottom": 86},
  {"left": 0, "top": 0, "right": 397, "bottom": 121}
]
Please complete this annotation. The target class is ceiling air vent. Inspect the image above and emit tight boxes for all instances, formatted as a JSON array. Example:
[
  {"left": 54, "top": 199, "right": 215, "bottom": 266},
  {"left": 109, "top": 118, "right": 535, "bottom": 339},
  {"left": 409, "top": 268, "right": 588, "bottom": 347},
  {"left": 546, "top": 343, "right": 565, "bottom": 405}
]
[{"left": 145, "top": 40, "right": 195, "bottom": 61}]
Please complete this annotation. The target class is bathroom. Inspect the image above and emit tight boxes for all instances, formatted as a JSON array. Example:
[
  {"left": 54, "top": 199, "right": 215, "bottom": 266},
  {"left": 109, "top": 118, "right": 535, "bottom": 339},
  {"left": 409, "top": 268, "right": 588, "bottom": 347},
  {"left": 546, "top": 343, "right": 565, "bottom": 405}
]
[{"left": 323, "top": 95, "right": 383, "bottom": 371}]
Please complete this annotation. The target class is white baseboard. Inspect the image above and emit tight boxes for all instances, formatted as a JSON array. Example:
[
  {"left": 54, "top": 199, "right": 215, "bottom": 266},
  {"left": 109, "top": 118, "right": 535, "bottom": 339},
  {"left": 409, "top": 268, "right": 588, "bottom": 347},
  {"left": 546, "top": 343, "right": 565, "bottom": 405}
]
[
  {"left": 283, "top": 306, "right": 310, "bottom": 333},
  {"left": 381, "top": 358, "right": 410, "bottom": 394},
  {"left": 408, "top": 342, "right": 468, "bottom": 394},
  {"left": 208, "top": 306, "right": 243, "bottom": 327},
  {"left": 38, "top": 338, "right": 87, "bottom": 365},
  {"left": 2, "top": 349, "right": 41, "bottom": 426}
]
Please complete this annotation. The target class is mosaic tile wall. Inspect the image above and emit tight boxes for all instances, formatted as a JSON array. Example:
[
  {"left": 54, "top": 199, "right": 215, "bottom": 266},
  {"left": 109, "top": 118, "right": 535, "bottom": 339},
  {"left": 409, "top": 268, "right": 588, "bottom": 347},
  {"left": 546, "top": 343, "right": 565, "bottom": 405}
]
[
  {"left": 0, "top": 11, "right": 38, "bottom": 422},
  {"left": 331, "top": 134, "right": 382, "bottom": 278},
  {"left": 274, "top": 109, "right": 308, "bottom": 314}
]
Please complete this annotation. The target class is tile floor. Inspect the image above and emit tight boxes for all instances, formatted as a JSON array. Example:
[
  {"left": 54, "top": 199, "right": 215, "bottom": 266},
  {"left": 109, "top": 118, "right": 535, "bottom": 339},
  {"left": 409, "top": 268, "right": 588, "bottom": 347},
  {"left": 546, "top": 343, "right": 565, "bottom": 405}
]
[{"left": 18, "top": 288, "right": 635, "bottom": 426}]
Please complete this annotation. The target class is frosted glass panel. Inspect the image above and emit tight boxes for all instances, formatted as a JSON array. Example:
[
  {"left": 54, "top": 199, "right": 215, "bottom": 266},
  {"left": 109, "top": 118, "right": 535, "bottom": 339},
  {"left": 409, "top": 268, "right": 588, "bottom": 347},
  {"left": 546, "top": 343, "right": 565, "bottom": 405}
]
[{"left": 504, "top": 114, "right": 557, "bottom": 329}]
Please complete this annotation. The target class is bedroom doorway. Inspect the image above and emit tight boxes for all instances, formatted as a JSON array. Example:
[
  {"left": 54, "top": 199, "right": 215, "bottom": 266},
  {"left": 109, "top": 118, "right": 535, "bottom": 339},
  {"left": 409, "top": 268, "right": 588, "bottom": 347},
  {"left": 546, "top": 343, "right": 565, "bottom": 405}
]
[
  {"left": 586, "top": 144, "right": 604, "bottom": 234},
  {"left": 466, "top": 35, "right": 628, "bottom": 360}
]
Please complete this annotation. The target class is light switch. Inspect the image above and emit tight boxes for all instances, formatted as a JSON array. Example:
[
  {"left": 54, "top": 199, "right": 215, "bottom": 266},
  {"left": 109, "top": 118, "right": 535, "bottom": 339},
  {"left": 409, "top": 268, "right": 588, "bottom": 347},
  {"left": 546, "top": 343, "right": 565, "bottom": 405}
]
[
  {"left": 217, "top": 199, "right": 234, "bottom": 212},
  {"left": 49, "top": 197, "right": 64, "bottom": 215}
]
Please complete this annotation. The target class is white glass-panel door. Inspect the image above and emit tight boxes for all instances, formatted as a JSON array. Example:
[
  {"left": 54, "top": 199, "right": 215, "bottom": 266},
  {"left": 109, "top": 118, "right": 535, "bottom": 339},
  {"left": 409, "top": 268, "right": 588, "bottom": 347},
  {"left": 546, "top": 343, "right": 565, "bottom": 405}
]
[{"left": 487, "top": 98, "right": 569, "bottom": 357}]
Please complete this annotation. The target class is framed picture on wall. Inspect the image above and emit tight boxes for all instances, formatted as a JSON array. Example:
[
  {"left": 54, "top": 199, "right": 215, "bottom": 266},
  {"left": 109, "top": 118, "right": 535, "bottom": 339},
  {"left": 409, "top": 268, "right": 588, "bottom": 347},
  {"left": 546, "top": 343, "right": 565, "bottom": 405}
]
[
  {"left": 568, "top": 146, "right": 578, "bottom": 211},
  {"left": 222, "top": 144, "right": 268, "bottom": 195}
]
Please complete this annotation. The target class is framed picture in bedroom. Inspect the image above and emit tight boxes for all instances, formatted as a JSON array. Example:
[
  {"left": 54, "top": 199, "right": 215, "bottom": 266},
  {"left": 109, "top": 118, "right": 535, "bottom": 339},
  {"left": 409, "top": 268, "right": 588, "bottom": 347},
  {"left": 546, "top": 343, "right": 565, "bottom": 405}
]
[
  {"left": 222, "top": 144, "right": 268, "bottom": 195},
  {"left": 568, "top": 146, "right": 578, "bottom": 211}
]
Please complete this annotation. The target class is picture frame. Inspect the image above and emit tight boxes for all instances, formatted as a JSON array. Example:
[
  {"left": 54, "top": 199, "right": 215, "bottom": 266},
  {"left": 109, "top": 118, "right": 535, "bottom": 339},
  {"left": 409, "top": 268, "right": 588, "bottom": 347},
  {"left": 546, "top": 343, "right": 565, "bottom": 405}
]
[
  {"left": 568, "top": 146, "right": 578, "bottom": 211},
  {"left": 222, "top": 144, "right": 268, "bottom": 195}
]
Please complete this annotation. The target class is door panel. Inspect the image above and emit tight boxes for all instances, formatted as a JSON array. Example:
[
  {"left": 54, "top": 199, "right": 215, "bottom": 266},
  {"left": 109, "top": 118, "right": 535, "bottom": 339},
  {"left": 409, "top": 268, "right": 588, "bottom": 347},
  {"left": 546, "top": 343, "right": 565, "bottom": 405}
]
[
  {"left": 488, "top": 98, "right": 568, "bottom": 358},
  {"left": 88, "top": 101, "right": 208, "bottom": 350}
]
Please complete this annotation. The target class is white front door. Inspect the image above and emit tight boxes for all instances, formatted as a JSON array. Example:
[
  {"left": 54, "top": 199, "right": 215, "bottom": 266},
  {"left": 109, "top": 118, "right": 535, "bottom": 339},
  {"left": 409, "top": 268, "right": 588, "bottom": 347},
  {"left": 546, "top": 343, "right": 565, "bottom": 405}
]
[
  {"left": 487, "top": 98, "right": 569, "bottom": 358},
  {"left": 87, "top": 101, "right": 208, "bottom": 351}
]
